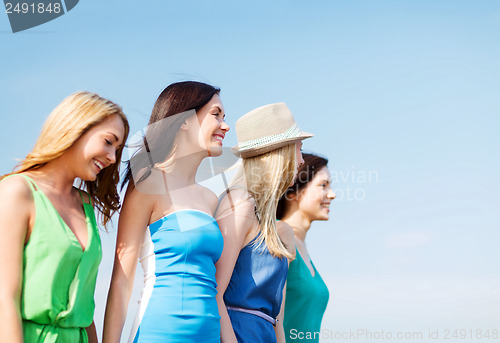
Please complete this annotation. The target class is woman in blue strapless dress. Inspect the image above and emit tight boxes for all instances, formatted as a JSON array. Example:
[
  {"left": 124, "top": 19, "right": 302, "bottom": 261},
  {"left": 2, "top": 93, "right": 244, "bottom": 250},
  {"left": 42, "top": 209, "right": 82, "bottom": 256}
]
[
  {"left": 103, "top": 81, "right": 230, "bottom": 343},
  {"left": 215, "top": 103, "right": 313, "bottom": 343}
]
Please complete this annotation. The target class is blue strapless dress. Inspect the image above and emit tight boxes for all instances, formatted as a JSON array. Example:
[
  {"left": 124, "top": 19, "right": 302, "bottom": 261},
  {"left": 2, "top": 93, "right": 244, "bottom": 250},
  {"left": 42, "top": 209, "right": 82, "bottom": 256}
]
[
  {"left": 130, "top": 210, "right": 223, "bottom": 343},
  {"left": 224, "top": 235, "right": 288, "bottom": 343}
]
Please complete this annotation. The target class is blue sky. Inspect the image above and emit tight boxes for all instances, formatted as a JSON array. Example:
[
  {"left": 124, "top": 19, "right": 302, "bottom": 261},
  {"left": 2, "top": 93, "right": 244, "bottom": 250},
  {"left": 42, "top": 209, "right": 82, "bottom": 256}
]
[{"left": 1, "top": 1, "right": 500, "bottom": 341}]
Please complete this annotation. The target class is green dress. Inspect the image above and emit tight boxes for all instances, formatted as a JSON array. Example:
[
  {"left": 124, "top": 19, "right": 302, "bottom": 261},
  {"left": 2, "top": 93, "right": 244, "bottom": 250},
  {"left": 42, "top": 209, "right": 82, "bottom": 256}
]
[
  {"left": 5, "top": 174, "right": 102, "bottom": 342},
  {"left": 284, "top": 248, "right": 329, "bottom": 343}
]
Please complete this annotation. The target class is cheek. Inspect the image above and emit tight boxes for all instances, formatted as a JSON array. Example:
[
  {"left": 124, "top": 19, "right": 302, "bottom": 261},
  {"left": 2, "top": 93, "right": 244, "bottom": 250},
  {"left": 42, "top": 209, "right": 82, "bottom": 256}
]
[
  {"left": 199, "top": 121, "right": 214, "bottom": 139},
  {"left": 299, "top": 192, "right": 321, "bottom": 211}
]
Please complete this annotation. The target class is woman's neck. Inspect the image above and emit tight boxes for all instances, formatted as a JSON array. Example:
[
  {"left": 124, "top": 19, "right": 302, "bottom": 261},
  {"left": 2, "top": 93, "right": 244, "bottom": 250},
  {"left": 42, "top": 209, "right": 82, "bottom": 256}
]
[
  {"left": 282, "top": 210, "right": 312, "bottom": 242},
  {"left": 157, "top": 150, "right": 206, "bottom": 187},
  {"left": 28, "top": 159, "right": 77, "bottom": 195}
]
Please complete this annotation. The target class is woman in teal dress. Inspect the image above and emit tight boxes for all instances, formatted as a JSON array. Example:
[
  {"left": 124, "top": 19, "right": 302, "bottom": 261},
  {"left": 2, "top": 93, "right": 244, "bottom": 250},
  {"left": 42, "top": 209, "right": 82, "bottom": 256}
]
[
  {"left": 0, "top": 92, "right": 129, "bottom": 342},
  {"left": 277, "top": 153, "right": 335, "bottom": 343},
  {"left": 215, "top": 103, "right": 313, "bottom": 343},
  {"left": 103, "top": 81, "right": 230, "bottom": 343}
]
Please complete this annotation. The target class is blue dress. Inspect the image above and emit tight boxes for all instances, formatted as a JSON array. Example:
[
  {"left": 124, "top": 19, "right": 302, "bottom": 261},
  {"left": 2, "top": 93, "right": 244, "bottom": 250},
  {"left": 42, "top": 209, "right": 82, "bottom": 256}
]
[
  {"left": 224, "top": 235, "right": 288, "bottom": 343},
  {"left": 130, "top": 210, "right": 223, "bottom": 343}
]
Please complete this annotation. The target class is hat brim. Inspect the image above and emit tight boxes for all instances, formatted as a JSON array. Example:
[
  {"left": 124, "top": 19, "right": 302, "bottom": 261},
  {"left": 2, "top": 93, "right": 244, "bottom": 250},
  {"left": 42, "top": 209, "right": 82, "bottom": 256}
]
[{"left": 232, "top": 132, "right": 314, "bottom": 158}]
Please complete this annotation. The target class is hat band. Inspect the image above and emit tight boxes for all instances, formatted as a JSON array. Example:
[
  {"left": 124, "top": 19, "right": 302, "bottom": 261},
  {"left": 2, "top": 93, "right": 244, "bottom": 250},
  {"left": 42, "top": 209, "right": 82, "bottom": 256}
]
[{"left": 237, "top": 123, "right": 301, "bottom": 151}]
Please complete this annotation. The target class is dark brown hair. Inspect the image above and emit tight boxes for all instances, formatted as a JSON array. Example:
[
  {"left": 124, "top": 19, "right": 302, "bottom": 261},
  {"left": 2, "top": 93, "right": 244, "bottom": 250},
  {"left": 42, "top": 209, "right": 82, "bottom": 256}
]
[
  {"left": 276, "top": 153, "right": 328, "bottom": 219},
  {"left": 122, "top": 81, "right": 220, "bottom": 188}
]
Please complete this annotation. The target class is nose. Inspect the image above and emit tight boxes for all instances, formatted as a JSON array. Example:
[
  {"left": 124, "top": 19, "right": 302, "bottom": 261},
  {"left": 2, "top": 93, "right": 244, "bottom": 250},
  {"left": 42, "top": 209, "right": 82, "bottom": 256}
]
[
  {"left": 220, "top": 120, "right": 230, "bottom": 132},
  {"left": 106, "top": 148, "right": 117, "bottom": 165},
  {"left": 299, "top": 152, "right": 304, "bottom": 166},
  {"left": 327, "top": 188, "right": 336, "bottom": 200}
]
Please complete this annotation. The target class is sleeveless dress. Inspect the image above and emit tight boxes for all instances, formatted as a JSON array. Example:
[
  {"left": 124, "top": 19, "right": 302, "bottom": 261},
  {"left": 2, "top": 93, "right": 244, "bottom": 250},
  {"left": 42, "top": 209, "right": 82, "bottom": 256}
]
[
  {"left": 223, "top": 235, "right": 288, "bottom": 343},
  {"left": 2, "top": 174, "right": 102, "bottom": 343},
  {"left": 129, "top": 209, "right": 223, "bottom": 343},
  {"left": 284, "top": 249, "right": 329, "bottom": 343}
]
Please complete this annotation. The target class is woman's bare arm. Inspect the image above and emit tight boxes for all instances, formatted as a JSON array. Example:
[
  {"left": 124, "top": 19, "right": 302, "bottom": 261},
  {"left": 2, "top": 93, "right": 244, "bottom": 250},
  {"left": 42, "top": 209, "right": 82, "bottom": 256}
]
[
  {"left": 215, "top": 190, "right": 257, "bottom": 343},
  {"left": 275, "top": 221, "right": 296, "bottom": 343},
  {"left": 103, "top": 183, "right": 153, "bottom": 343},
  {"left": 0, "top": 177, "right": 34, "bottom": 343}
]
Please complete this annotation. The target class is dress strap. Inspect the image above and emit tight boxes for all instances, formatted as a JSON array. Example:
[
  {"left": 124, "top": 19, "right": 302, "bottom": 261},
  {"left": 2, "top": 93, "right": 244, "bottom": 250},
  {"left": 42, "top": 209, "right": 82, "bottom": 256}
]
[
  {"left": 76, "top": 188, "right": 91, "bottom": 205},
  {"left": 215, "top": 185, "right": 248, "bottom": 216},
  {"left": 1, "top": 174, "right": 38, "bottom": 192},
  {"left": 215, "top": 185, "right": 261, "bottom": 222}
]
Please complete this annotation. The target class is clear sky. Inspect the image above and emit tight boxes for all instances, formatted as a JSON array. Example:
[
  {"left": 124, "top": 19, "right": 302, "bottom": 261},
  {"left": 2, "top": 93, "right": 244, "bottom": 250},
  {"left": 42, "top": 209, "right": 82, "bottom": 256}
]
[{"left": 1, "top": 1, "right": 500, "bottom": 342}]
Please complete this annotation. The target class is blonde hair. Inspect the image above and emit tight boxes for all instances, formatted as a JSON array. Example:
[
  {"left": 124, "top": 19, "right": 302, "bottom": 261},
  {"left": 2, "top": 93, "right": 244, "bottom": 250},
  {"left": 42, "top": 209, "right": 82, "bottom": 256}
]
[
  {"left": 1, "top": 91, "right": 130, "bottom": 226},
  {"left": 237, "top": 143, "right": 297, "bottom": 259}
]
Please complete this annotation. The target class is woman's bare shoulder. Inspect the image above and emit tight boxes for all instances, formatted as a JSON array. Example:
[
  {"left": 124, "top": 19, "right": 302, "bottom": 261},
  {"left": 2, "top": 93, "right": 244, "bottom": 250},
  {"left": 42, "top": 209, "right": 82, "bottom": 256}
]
[
  {"left": 196, "top": 185, "right": 219, "bottom": 213},
  {"left": 217, "top": 188, "right": 256, "bottom": 216},
  {"left": 276, "top": 220, "right": 296, "bottom": 259},
  {"left": 0, "top": 174, "right": 34, "bottom": 201}
]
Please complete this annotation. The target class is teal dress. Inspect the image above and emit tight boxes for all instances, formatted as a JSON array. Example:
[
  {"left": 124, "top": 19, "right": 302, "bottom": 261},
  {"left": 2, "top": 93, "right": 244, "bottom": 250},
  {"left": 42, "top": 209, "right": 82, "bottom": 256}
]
[{"left": 284, "top": 249, "right": 329, "bottom": 342}]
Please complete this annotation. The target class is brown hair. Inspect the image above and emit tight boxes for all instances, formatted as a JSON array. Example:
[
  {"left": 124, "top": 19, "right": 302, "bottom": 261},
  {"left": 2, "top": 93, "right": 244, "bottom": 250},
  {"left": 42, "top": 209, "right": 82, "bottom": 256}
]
[
  {"left": 123, "top": 81, "right": 220, "bottom": 188},
  {"left": 276, "top": 153, "right": 328, "bottom": 220}
]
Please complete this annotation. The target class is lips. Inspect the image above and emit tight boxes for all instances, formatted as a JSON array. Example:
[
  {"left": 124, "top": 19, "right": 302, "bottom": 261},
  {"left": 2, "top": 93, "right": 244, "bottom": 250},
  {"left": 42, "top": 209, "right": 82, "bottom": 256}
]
[
  {"left": 213, "top": 134, "right": 225, "bottom": 144},
  {"left": 93, "top": 159, "right": 105, "bottom": 171}
]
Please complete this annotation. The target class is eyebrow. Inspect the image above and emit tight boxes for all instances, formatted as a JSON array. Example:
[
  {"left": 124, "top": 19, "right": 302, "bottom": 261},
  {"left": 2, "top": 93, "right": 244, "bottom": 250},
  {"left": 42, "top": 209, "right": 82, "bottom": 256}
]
[
  {"left": 213, "top": 106, "right": 225, "bottom": 118},
  {"left": 107, "top": 132, "right": 124, "bottom": 146},
  {"left": 108, "top": 132, "right": 119, "bottom": 141}
]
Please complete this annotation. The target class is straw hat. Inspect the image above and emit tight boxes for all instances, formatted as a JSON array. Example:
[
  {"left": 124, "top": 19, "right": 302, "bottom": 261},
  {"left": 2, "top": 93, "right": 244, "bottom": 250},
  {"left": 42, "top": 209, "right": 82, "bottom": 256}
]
[{"left": 232, "top": 103, "right": 313, "bottom": 158}]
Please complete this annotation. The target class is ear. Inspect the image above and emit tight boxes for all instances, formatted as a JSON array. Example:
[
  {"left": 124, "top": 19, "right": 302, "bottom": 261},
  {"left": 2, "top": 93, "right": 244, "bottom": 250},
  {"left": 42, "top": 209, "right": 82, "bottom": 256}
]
[
  {"left": 286, "top": 190, "right": 300, "bottom": 202},
  {"left": 180, "top": 121, "right": 189, "bottom": 131},
  {"left": 293, "top": 188, "right": 308, "bottom": 202}
]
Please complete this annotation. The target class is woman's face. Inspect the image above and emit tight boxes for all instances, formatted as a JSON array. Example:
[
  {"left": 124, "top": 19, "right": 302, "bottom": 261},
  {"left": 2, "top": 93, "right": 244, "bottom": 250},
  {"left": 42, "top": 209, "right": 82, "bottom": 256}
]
[
  {"left": 296, "top": 166, "right": 336, "bottom": 221},
  {"left": 189, "top": 94, "right": 229, "bottom": 157},
  {"left": 295, "top": 141, "right": 304, "bottom": 170},
  {"left": 68, "top": 114, "right": 126, "bottom": 181}
]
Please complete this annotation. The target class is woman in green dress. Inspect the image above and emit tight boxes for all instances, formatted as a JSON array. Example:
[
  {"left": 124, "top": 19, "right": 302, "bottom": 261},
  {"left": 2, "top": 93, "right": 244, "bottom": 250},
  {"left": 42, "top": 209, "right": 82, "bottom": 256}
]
[
  {"left": 0, "top": 92, "right": 129, "bottom": 343},
  {"left": 277, "top": 153, "right": 335, "bottom": 343}
]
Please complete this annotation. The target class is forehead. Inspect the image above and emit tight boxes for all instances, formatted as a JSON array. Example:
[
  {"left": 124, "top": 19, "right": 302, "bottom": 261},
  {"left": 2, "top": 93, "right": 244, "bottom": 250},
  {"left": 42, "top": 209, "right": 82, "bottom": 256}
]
[
  {"left": 206, "top": 94, "right": 224, "bottom": 112},
  {"left": 92, "top": 115, "right": 126, "bottom": 144},
  {"left": 312, "top": 166, "right": 331, "bottom": 181}
]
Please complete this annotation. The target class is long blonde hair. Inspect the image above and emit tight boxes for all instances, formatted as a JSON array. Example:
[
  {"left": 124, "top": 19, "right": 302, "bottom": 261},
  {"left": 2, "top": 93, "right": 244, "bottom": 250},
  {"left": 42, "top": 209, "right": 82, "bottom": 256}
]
[
  {"left": 1, "top": 91, "right": 130, "bottom": 226},
  {"left": 235, "top": 143, "right": 297, "bottom": 259}
]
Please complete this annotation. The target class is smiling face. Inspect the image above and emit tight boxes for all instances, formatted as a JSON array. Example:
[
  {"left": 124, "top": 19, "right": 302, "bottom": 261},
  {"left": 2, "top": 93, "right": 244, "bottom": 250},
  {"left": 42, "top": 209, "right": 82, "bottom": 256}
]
[
  {"left": 194, "top": 94, "right": 230, "bottom": 157},
  {"left": 296, "top": 166, "right": 336, "bottom": 221},
  {"left": 68, "top": 114, "right": 126, "bottom": 181}
]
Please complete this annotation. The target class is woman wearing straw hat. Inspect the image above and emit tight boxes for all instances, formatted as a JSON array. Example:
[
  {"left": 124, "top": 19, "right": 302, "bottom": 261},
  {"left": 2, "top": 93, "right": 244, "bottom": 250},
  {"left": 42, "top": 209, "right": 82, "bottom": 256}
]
[
  {"left": 215, "top": 103, "right": 313, "bottom": 343},
  {"left": 277, "top": 153, "right": 335, "bottom": 342},
  {"left": 0, "top": 92, "right": 129, "bottom": 343}
]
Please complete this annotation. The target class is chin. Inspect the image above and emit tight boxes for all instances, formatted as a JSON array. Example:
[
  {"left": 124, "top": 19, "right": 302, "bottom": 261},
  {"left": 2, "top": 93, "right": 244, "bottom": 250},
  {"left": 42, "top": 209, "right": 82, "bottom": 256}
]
[
  {"left": 81, "top": 171, "right": 98, "bottom": 182},
  {"left": 315, "top": 213, "right": 329, "bottom": 221},
  {"left": 208, "top": 147, "right": 223, "bottom": 157},
  {"left": 86, "top": 175, "right": 98, "bottom": 182}
]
